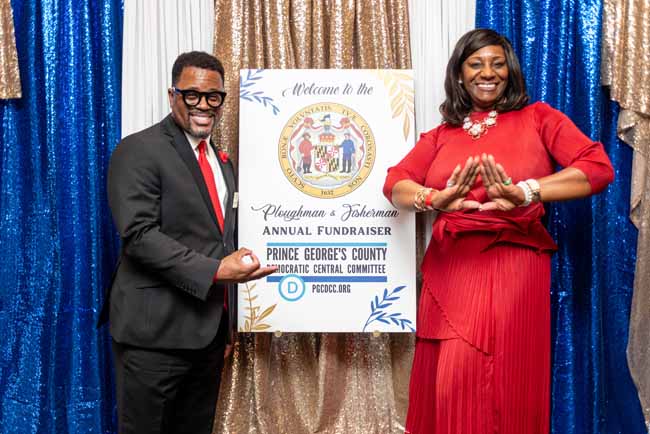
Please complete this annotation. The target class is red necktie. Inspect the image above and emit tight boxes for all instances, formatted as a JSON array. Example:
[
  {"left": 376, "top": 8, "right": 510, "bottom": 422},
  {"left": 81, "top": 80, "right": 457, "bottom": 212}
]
[{"left": 197, "top": 140, "right": 225, "bottom": 233}]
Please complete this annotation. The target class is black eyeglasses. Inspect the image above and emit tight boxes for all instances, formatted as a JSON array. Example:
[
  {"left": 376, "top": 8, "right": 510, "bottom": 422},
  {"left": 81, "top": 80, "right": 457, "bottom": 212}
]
[{"left": 172, "top": 87, "right": 227, "bottom": 108}]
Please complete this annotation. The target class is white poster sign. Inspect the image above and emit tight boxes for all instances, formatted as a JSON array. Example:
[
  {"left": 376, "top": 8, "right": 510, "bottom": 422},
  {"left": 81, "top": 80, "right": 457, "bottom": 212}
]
[{"left": 238, "top": 69, "right": 416, "bottom": 333}]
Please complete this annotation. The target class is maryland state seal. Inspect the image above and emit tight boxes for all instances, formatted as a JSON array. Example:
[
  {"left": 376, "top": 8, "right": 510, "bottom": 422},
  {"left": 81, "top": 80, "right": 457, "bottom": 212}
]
[{"left": 278, "top": 102, "right": 375, "bottom": 199}]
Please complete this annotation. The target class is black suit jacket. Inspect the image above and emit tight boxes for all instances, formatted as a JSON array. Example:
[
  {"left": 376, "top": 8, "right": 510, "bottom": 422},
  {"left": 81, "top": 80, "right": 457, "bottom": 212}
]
[{"left": 99, "top": 115, "right": 237, "bottom": 349}]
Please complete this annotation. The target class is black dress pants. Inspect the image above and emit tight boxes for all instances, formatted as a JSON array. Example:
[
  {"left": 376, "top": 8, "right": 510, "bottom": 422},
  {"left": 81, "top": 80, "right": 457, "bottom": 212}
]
[{"left": 112, "top": 315, "right": 227, "bottom": 434}]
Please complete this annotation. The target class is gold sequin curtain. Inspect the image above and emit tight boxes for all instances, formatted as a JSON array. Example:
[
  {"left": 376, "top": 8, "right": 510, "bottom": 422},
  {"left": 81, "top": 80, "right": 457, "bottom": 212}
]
[
  {"left": 211, "top": 2, "right": 414, "bottom": 433},
  {"left": 0, "top": 0, "right": 21, "bottom": 99},
  {"left": 601, "top": 0, "right": 650, "bottom": 428}
]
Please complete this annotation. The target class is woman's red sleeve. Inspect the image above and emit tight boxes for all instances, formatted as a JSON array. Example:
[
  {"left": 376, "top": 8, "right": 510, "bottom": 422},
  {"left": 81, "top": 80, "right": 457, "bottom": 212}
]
[
  {"left": 383, "top": 128, "right": 440, "bottom": 204},
  {"left": 534, "top": 102, "right": 614, "bottom": 193}
]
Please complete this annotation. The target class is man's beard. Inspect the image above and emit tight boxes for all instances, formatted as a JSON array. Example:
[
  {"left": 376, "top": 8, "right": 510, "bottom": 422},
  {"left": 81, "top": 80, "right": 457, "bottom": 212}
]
[
  {"left": 188, "top": 125, "right": 212, "bottom": 139},
  {"left": 188, "top": 110, "right": 215, "bottom": 139}
]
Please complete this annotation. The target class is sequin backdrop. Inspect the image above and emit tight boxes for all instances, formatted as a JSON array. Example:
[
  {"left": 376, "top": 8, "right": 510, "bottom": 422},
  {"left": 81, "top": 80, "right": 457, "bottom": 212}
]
[
  {"left": 476, "top": 1, "right": 645, "bottom": 433},
  {"left": 0, "top": 0, "right": 21, "bottom": 98},
  {"left": 602, "top": 0, "right": 650, "bottom": 428},
  {"left": 0, "top": 0, "right": 122, "bottom": 433},
  {"left": 211, "top": 2, "right": 415, "bottom": 433}
]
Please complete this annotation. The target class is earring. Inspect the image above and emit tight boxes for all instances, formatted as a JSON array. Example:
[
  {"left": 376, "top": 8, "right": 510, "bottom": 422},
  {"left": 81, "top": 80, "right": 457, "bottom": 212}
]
[{"left": 458, "top": 79, "right": 463, "bottom": 84}]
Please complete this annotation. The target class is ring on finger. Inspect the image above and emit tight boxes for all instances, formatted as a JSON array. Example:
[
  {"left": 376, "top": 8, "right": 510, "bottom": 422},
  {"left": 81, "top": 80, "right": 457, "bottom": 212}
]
[
  {"left": 446, "top": 179, "right": 455, "bottom": 188},
  {"left": 502, "top": 177, "right": 512, "bottom": 186}
]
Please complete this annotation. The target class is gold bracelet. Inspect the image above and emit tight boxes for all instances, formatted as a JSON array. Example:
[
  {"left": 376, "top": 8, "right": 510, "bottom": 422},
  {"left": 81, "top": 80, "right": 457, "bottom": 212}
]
[
  {"left": 413, "top": 187, "right": 432, "bottom": 211},
  {"left": 414, "top": 187, "right": 440, "bottom": 211},
  {"left": 425, "top": 188, "right": 439, "bottom": 208}
]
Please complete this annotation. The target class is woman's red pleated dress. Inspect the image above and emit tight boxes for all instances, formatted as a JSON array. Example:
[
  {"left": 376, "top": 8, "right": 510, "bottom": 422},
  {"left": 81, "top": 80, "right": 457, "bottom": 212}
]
[{"left": 383, "top": 102, "right": 614, "bottom": 434}]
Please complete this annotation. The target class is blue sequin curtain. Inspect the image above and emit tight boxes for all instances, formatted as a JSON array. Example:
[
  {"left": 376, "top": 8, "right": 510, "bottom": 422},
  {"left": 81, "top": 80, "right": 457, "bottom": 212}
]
[
  {"left": 0, "top": 0, "right": 122, "bottom": 433},
  {"left": 476, "top": 1, "right": 644, "bottom": 433}
]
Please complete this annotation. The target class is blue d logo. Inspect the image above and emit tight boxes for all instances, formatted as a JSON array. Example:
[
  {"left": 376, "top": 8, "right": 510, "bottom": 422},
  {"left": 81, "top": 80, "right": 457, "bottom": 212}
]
[{"left": 278, "top": 274, "right": 306, "bottom": 302}]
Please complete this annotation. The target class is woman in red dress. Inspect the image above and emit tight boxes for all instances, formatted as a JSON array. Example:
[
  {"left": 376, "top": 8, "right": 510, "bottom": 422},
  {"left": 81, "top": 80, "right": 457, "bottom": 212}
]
[{"left": 383, "top": 29, "right": 614, "bottom": 434}]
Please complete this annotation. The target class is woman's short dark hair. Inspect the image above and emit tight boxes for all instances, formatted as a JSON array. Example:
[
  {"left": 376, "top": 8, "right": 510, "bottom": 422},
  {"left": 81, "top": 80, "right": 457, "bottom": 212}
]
[
  {"left": 171, "top": 51, "right": 225, "bottom": 85},
  {"left": 440, "top": 29, "right": 529, "bottom": 126}
]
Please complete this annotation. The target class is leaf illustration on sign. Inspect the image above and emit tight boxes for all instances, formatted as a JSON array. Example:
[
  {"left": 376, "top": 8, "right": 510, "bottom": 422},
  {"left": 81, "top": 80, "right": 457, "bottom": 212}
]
[
  {"left": 240, "top": 282, "right": 277, "bottom": 332},
  {"left": 239, "top": 69, "right": 280, "bottom": 115},
  {"left": 362, "top": 285, "right": 414, "bottom": 332},
  {"left": 373, "top": 70, "right": 414, "bottom": 140}
]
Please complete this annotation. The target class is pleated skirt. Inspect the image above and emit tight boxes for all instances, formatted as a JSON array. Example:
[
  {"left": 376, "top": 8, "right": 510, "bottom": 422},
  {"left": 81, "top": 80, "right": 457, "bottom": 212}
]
[{"left": 405, "top": 233, "right": 551, "bottom": 434}]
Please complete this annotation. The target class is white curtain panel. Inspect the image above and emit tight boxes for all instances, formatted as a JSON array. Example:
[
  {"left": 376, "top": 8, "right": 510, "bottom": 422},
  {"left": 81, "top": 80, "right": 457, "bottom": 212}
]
[
  {"left": 408, "top": 0, "right": 475, "bottom": 133},
  {"left": 121, "top": 0, "right": 215, "bottom": 138},
  {"left": 408, "top": 0, "right": 475, "bottom": 238}
]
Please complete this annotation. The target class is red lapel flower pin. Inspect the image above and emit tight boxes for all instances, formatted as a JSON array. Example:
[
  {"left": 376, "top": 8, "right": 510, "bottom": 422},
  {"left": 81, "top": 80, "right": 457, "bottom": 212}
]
[{"left": 218, "top": 149, "right": 229, "bottom": 163}]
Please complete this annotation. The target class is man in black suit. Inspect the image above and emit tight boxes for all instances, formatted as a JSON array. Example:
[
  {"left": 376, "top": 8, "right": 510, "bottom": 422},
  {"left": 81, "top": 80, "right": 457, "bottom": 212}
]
[{"left": 101, "top": 51, "right": 276, "bottom": 434}]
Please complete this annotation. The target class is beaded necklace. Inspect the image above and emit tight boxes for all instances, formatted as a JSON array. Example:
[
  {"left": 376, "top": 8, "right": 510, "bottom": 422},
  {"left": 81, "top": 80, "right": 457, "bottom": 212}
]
[{"left": 462, "top": 110, "right": 498, "bottom": 139}]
